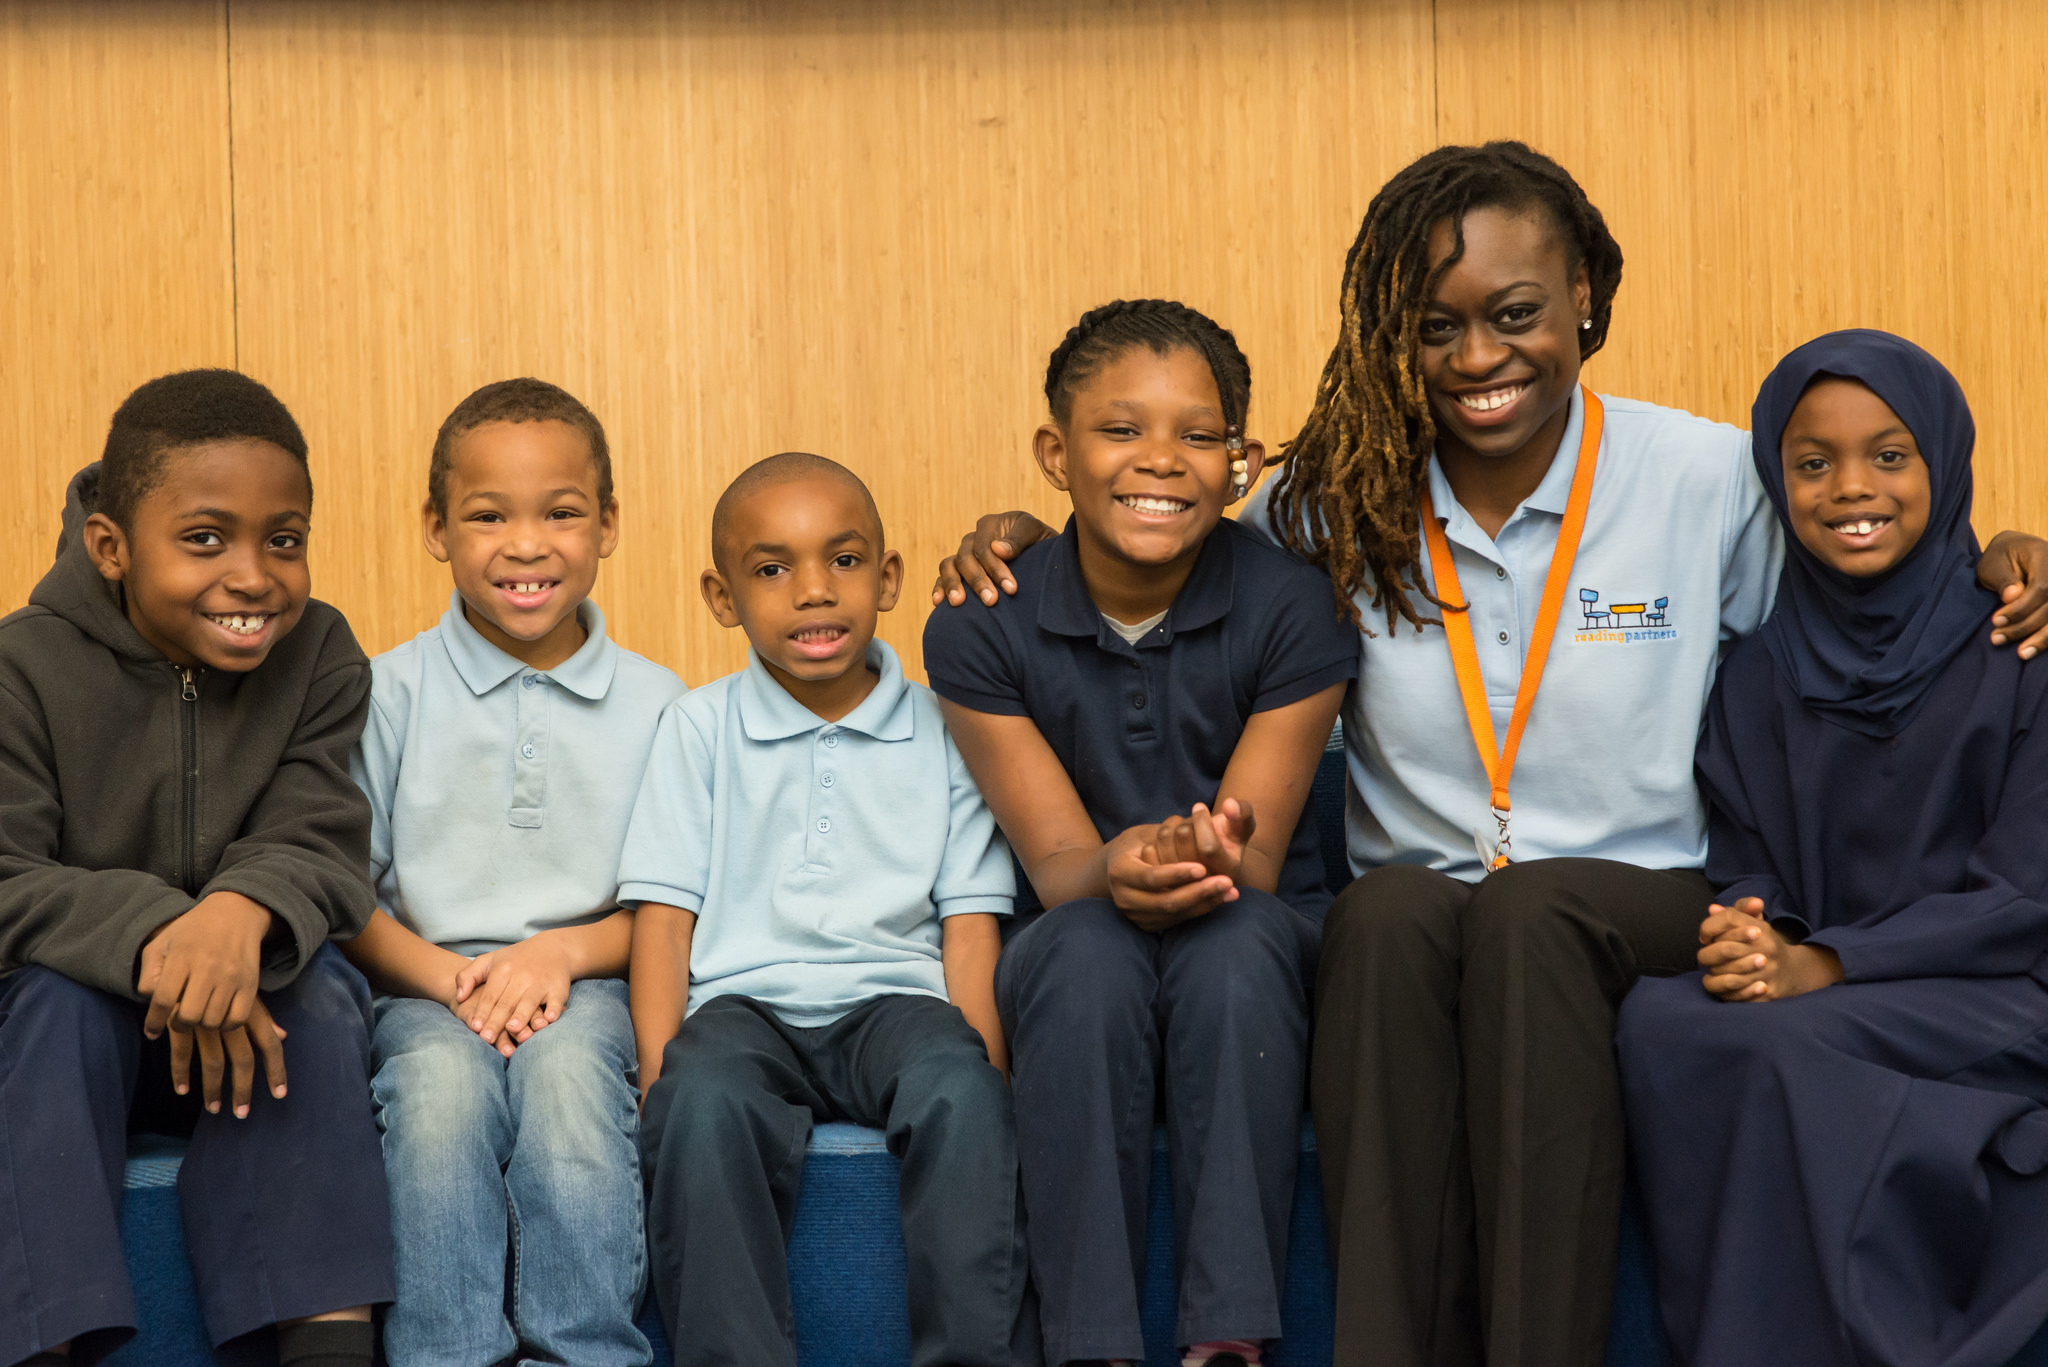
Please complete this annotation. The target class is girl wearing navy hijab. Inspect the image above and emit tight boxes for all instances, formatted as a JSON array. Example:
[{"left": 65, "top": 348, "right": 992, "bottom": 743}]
[{"left": 1617, "top": 329, "right": 2048, "bottom": 1367}]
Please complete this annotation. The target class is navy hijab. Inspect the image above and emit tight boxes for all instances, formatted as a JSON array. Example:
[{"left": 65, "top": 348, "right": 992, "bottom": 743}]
[{"left": 1749, "top": 329, "right": 1987, "bottom": 737}]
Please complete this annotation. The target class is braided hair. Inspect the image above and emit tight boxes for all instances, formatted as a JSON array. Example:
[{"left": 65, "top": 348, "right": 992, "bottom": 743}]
[
  {"left": 1270, "top": 141, "right": 1624, "bottom": 631},
  {"left": 1045, "top": 299, "right": 1251, "bottom": 436}
]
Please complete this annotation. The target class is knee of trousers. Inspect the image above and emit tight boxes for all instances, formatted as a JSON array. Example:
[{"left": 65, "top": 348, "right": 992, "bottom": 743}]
[
  {"left": 1618, "top": 973, "right": 1826, "bottom": 1078},
  {"left": 996, "top": 898, "right": 1155, "bottom": 1034},
  {"left": 372, "top": 1006, "right": 511, "bottom": 1150},
  {"left": 0, "top": 967, "right": 136, "bottom": 1073},
  {"left": 506, "top": 1018, "right": 639, "bottom": 1154},
  {"left": 1461, "top": 858, "right": 1620, "bottom": 967},
  {"left": 648, "top": 1034, "right": 792, "bottom": 1149},
  {"left": 269, "top": 944, "right": 375, "bottom": 1061},
  {"left": 1160, "top": 888, "right": 1312, "bottom": 1009},
  {"left": 890, "top": 1022, "right": 1015, "bottom": 1141},
  {"left": 1319, "top": 865, "right": 1467, "bottom": 986}
]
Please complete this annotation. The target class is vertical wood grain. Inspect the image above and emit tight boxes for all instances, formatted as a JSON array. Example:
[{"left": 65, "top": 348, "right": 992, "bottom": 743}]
[
  {"left": 225, "top": 0, "right": 1437, "bottom": 677},
  {"left": 0, "top": 2, "right": 235, "bottom": 608}
]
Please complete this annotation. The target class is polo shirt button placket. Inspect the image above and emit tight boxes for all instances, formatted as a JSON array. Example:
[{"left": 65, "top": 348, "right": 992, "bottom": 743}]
[{"left": 509, "top": 670, "right": 547, "bottom": 828}]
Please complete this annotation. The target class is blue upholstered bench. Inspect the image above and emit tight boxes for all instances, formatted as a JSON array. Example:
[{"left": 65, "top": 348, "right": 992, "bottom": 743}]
[{"left": 103, "top": 742, "right": 2048, "bottom": 1365}]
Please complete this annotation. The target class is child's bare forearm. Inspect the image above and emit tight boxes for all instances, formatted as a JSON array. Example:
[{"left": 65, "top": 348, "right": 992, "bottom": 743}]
[
  {"left": 941, "top": 912, "right": 1007, "bottom": 1076},
  {"left": 1021, "top": 843, "right": 1112, "bottom": 911},
  {"left": 544, "top": 908, "right": 636, "bottom": 980},
  {"left": 629, "top": 902, "right": 695, "bottom": 1094},
  {"left": 340, "top": 909, "right": 469, "bottom": 1007}
]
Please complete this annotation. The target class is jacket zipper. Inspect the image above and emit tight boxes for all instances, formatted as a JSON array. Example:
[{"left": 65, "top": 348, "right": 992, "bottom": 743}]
[{"left": 178, "top": 665, "right": 199, "bottom": 894}]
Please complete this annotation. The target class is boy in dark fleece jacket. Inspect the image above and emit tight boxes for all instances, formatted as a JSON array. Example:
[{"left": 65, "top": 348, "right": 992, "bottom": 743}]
[{"left": 0, "top": 372, "right": 392, "bottom": 1367}]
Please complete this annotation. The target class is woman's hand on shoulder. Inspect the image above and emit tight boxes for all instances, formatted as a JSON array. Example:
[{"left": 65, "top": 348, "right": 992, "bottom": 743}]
[
  {"left": 1697, "top": 898, "right": 1842, "bottom": 1002},
  {"left": 1106, "top": 822, "right": 1238, "bottom": 933},
  {"left": 1982, "top": 531, "right": 2048, "bottom": 659},
  {"left": 931, "top": 512, "right": 1055, "bottom": 607}
]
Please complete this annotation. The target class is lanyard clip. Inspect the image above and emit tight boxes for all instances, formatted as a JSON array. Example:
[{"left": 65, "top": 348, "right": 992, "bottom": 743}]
[{"left": 1489, "top": 805, "right": 1512, "bottom": 870}]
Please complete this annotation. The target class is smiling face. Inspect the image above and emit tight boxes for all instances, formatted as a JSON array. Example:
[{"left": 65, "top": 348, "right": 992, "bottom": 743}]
[
  {"left": 1034, "top": 344, "right": 1264, "bottom": 621},
  {"left": 423, "top": 419, "right": 618, "bottom": 670},
  {"left": 1779, "top": 376, "right": 1932, "bottom": 577},
  {"left": 701, "top": 472, "right": 904, "bottom": 720},
  {"left": 82, "top": 439, "right": 313, "bottom": 672},
  {"left": 1418, "top": 205, "right": 1592, "bottom": 469}
]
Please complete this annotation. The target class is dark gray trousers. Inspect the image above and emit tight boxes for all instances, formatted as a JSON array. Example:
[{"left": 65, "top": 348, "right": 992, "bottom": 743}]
[
  {"left": 639, "top": 992, "right": 1029, "bottom": 1367},
  {"left": 1309, "top": 858, "right": 1712, "bottom": 1367}
]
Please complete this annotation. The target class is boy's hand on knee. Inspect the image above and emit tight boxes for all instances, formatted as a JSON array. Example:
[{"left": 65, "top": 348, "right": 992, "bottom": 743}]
[
  {"left": 454, "top": 935, "right": 573, "bottom": 1055},
  {"left": 138, "top": 891, "right": 275, "bottom": 1040},
  {"left": 1698, "top": 901, "right": 1843, "bottom": 1002},
  {"left": 168, "top": 998, "right": 287, "bottom": 1118},
  {"left": 1108, "top": 824, "right": 1238, "bottom": 933}
]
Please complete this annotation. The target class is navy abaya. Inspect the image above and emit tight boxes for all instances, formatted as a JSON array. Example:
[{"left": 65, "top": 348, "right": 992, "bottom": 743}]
[{"left": 1617, "top": 331, "right": 2048, "bottom": 1367}]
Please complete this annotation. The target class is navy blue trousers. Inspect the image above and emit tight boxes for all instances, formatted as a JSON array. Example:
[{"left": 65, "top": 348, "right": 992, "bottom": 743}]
[
  {"left": 997, "top": 891, "right": 1318, "bottom": 1364},
  {"left": 1621, "top": 968, "right": 2048, "bottom": 1367},
  {"left": 640, "top": 993, "right": 1031, "bottom": 1367},
  {"left": 0, "top": 944, "right": 394, "bottom": 1366}
]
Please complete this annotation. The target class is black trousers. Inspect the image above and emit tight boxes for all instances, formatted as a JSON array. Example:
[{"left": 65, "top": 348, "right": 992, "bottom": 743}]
[
  {"left": 1309, "top": 858, "right": 1713, "bottom": 1367},
  {"left": 639, "top": 992, "right": 1032, "bottom": 1367},
  {"left": 0, "top": 944, "right": 394, "bottom": 1367}
]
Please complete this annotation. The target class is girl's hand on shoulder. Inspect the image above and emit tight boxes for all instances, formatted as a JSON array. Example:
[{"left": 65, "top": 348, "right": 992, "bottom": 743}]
[
  {"left": 1108, "top": 823, "right": 1237, "bottom": 933},
  {"left": 1698, "top": 901, "right": 1842, "bottom": 1002},
  {"left": 931, "top": 512, "right": 1055, "bottom": 608},
  {"left": 1983, "top": 530, "right": 2048, "bottom": 658},
  {"left": 454, "top": 935, "right": 575, "bottom": 1056}
]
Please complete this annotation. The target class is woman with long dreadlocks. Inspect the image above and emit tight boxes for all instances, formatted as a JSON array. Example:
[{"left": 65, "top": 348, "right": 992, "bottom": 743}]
[{"left": 930, "top": 141, "right": 2048, "bottom": 1367}]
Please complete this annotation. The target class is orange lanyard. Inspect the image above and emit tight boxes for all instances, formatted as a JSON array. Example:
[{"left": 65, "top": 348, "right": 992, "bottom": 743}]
[{"left": 1419, "top": 386, "right": 1603, "bottom": 869}]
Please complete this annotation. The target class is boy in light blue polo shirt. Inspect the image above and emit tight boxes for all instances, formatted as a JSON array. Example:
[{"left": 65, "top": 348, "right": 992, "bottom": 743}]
[
  {"left": 621, "top": 452, "right": 1028, "bottom": 1367},
  {"left": 343, "top": 380, "right": 682, "bottom": 1367}
]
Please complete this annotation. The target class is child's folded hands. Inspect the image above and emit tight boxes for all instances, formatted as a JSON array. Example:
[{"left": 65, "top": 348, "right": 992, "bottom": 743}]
[
  {"left": 1697, "top": 897, "right": 1843, "bottom": 1003},
  {"left": 1106, "top": 801, "right": 1257, "bottom": 933},
  {"left": 453, "top": 932, "right": 575, "bottom": 1056}
]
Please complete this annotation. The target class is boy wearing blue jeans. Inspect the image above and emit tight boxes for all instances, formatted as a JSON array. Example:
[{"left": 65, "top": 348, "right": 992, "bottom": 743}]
[
  {"left": 622, "top": 453, "right": 1030, "bottom": 1367},
  {"left": 343, "top": 380, "right": 682, "bottom": 1367}
]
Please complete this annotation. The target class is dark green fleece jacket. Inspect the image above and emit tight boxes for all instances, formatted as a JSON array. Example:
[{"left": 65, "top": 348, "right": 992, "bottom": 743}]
[{"left": 0, "top": 464, "right": 375, "bottom": 998}]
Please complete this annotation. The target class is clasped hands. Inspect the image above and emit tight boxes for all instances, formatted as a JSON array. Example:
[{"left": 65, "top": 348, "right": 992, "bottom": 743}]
[
  {"left": 446, "top": 932, "right": 576, "bottom": 1058},
  {"left": 1106, "top": 798, "right": 1255, "bottom": 933},
  {"left": 1697, "top": 896, "right": 1843, "bottom": 1002}
]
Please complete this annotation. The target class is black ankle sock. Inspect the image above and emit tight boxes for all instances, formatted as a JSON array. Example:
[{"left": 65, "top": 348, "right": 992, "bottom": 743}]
[
  {"left": 276, "top": 1318, "right": 375, "bottom": 1367},
  {"left": 23, "top": 1353, "right": 70, "bottom": 1366}
]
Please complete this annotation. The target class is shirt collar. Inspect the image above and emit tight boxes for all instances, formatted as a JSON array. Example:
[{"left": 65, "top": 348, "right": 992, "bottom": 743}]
[
  {"left": 1425, "top": 386, "right": 1588, "bottom": 551},
  {"left": 1035, "top": 516, "right": 1238, "bottom": 645},
  {"left": 737, "top": 638, "right": 915, "bottom": 742},
  {"left": 438, "top": 590, "right": 620, "bottom": 700}
]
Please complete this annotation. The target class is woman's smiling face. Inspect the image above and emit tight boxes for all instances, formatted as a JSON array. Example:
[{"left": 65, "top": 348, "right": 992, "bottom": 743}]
[{"left": 1417, "top": 205, "right": 1592, "bottom": 465}]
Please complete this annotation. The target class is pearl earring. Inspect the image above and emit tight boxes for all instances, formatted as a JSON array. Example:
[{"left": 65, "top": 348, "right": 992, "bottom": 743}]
[
  {"left": 1580, "top": 318, "right": 1593, "bottom": 331},
  {"left": 1226, "top": 424, "right": 1249, "bottom": 497}
]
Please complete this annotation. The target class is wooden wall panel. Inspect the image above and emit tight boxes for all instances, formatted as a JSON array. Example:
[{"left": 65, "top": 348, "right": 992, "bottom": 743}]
[
  {"left": 1435, "top": 0, "right": 2048, "bottom": 537},
  {"left": 225, "top": 0, "right": 1437, "bottom": 679},
  {"left": 0, "top": 2, "right": 235, "bottom": 612}
]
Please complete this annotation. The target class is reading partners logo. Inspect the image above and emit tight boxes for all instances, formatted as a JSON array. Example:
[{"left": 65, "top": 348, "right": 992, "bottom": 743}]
[{"left": 1573, "top": 588, "right": 1678, "bottom": 644}]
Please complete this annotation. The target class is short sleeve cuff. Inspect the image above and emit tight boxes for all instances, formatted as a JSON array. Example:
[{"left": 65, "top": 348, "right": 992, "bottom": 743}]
[
  {"left": 1250, "top": 657, "right": 1356, "bottom": 714},
  {"left": 924, "top": 675, "right": 1030, "bottom": 718},
  {"left": 616, "top": 882, "right": 705, "bottom": 914},
  {"left": 936, "top": 894, "right": 1014, "bottom": 920}
]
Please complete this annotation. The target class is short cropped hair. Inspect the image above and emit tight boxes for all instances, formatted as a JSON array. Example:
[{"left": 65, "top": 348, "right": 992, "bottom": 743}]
[
  {"left": 711, "top": 452, "right": 884, "bottom": 575},
  {"left": 97, "top": 369, "right": 310, "bottom": 530},
  {"left": 429, "top": 378, "right": 612, "bottom": 517}
]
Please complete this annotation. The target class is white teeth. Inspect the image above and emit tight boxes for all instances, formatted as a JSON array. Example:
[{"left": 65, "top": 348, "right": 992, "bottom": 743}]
[
  {"left": 1835, "top": 519, "right": 1887, "bottom": 537},
  {"left": 207, "top": 613, "right": 268, "bottom": 636},
  {"left": 505, "top": 581, "right": 549, "bottom": 595},
  {"left": 1118, "top": 495, "right": 1190, "bottom": 515},
  {"left": 1457, "top": 386, "right": 1525, "bottom": 412}
]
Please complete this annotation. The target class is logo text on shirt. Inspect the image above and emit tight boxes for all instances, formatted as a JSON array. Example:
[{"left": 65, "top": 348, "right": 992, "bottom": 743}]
[{"left": 1572, "top": 587, "right": 1678, "bottom": 644}]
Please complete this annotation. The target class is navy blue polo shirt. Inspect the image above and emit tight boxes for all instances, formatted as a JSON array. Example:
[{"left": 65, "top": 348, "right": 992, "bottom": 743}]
[{"left": 923, "top": 516, "right": 1357, "bottom": 917}]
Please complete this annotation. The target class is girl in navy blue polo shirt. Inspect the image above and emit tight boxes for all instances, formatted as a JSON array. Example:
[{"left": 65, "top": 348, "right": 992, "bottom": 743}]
[{"left": 923, "top": 300, "right": 1356, "bottom": 1367}]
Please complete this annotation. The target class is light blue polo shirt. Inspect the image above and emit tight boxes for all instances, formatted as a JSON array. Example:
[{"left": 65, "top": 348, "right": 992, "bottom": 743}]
[
  {"left": 1242, "top": 388, "right": 1784, "bottom": 881},
  {"left": 615, "top": 640, "right": 1014, "bottom": 1026},
  {"left": 352, "top": 592, "right": 686, "bottom": 954}
]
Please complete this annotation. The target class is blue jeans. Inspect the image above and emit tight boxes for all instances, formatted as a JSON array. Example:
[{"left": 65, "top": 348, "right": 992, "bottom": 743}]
[{"left": 371, "top": 976, "right": 648, "bottom": 1367}]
